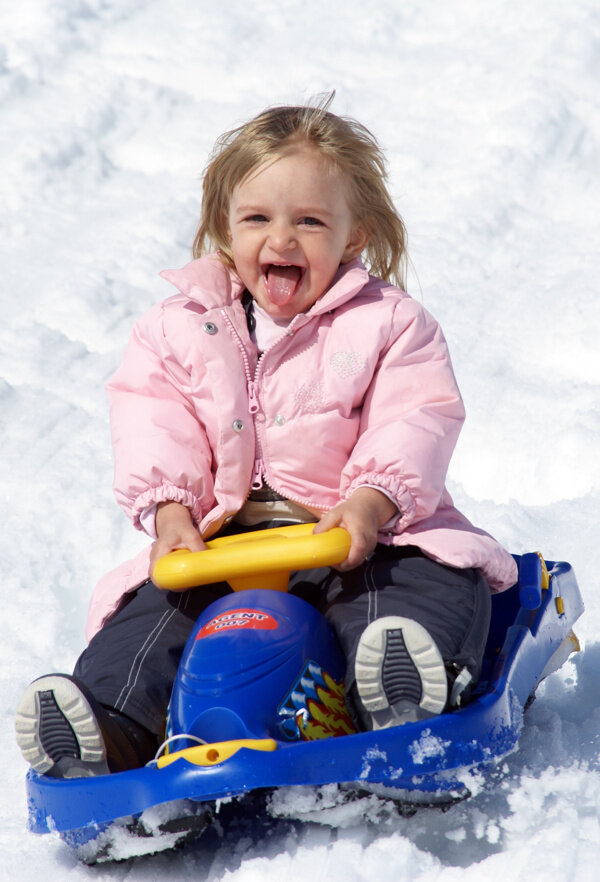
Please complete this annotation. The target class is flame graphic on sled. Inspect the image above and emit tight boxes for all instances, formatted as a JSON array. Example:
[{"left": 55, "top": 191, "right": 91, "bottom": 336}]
[{"left": 278, "top": 661, "right": 356, "bottom": 740}]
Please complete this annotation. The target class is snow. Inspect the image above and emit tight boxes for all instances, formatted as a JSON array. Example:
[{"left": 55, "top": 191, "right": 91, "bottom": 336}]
[
  {"left": 409, "top": 730, "right": 451, "bottom": 765},
  {"left": 1, "top": 0, "right": 599, "bottom": 877}
]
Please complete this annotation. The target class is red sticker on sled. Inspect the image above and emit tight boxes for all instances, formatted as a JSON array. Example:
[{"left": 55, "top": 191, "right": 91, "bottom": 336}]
[{"left": 196, "top": 609, "right": 279, "bottom": 639}]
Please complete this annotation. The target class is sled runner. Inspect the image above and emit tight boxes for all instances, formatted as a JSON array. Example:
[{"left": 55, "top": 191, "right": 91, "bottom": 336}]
[{"left": 23, "top": 525, "right": 584, "bottom": 861}]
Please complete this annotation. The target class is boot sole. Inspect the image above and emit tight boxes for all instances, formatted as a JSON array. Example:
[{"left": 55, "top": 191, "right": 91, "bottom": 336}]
[
  {"left": 355, "top": 617, "right": 447, "bottom": 727},
  {"left": 15, "top": 675, "right": 108, "bottom": 776}
]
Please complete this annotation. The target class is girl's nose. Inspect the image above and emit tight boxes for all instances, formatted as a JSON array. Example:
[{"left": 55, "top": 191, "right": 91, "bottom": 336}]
[{"left": 268, "top": 221, "right": 297, "bottom": 253}]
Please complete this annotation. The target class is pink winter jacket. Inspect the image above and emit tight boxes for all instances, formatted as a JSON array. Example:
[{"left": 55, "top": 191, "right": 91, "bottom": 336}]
[{"left": 86, "top": 254, "right": 517, "bottom": 641}]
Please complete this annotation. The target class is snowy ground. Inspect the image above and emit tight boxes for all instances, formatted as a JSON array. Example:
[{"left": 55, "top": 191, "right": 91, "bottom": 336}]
[{"left": 1, "top": 0, "right": 599, "bottom": 878}]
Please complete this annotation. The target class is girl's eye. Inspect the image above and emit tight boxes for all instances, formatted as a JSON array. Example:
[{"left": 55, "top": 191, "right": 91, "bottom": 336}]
[
  {"left": 244, "top": 214, "right": 268, "bottom": 223},
  {"left": 299, "top": 217, "right": 323, "bottom": 227}
]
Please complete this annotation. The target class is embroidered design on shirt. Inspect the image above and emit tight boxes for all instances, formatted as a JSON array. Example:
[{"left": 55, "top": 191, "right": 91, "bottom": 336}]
[
  {"left": 294, "top": 379, "right": 325, "bottom": 412},
  {"left": 329, "top": 351, "right": 366, "bottom": 378}
]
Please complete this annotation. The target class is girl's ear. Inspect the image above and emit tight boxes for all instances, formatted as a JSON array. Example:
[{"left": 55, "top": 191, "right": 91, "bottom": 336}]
[{"left": 341, "top": 223, "right": 370, "bottom": 263}]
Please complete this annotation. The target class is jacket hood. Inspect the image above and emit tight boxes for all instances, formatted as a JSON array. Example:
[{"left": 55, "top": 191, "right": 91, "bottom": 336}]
[{"left": 159, "top": 253, "right": 372, "bottom": 313}]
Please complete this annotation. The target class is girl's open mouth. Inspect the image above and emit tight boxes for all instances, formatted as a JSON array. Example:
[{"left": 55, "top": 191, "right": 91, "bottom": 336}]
[{"left": 263, "top": 264, "right": 304, "bottom": 306}]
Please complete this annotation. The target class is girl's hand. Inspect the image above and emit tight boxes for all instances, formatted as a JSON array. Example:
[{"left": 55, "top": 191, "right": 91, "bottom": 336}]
[
  {"left": 313, "top": 487, "right": 397, "bottom": 571},
  {"left": 149, "top": 501, "right": 207, "bottom": 573}
]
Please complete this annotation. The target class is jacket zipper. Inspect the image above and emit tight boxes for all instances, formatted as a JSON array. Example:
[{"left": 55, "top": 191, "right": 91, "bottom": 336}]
[
  {"left": 221, "top": 308, "right": 328, "bottom": 510},
  {"left": 221, "top": 309, "right": 267, "bottom": 490},
  {"left": 251, "top": 457, "right": 265, "bottom": 490}
]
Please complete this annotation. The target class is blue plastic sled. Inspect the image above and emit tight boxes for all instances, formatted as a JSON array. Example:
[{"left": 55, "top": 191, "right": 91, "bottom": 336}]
[{"left": 24, "top": 548, "right": 584, "bottom": 858}]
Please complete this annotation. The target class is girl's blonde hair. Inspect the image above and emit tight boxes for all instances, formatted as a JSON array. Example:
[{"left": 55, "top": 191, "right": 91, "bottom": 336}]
[{"left": 193, "top": 98, "right": 407, "bottom": 288}]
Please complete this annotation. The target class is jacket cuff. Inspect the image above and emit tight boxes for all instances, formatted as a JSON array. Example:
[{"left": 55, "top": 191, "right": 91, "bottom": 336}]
[
  {"left": 344, "top": 473, "right": 417, "bottom": 532},
  {"left": 139, "top": 503, "right": 158, "bottom": 538},
  {"left": 131, "top": 485, "right": 205, "bottom": 533}
]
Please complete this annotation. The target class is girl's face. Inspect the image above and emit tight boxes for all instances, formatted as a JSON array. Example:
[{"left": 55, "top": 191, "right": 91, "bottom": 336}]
[{"left": 227, "top": 148, "right": 367, "bottom": 318}]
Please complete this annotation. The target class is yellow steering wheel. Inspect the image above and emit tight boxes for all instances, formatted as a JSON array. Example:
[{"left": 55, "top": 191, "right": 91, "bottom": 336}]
[{"left": 151, "top": 522, "right": 351, "bottom": 593}]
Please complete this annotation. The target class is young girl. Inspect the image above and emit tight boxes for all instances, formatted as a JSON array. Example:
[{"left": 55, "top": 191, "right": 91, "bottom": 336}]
[{"left": 16, "top": 102, "right": 517, "bottom": 778}]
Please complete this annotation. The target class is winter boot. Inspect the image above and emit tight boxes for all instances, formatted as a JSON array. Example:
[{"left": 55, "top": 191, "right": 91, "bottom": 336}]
[
  {"left": 15, "top": 674, "right": 158, "bottom": 778},
  {"left": 354, "top": 616, "right": 448, "bottom": 729}
]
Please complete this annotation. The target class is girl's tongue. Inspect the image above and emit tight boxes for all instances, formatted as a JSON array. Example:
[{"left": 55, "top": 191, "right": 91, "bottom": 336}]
[{"left": 264, "top": 265, "right": 302, "bottom": 306}]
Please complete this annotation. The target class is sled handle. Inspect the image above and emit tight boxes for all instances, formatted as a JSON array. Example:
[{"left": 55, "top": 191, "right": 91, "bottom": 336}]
[
  {"left": 518, "top": 552, "right": 550, "bottom": 610},
  {"left": 152, "top": 522, "right": 351, "bottom": 592}
]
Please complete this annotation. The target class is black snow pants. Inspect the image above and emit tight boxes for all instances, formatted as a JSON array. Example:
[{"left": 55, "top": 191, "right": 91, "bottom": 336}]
[{"left": 73, "top": 540, "right": 491, "bottom": 737}]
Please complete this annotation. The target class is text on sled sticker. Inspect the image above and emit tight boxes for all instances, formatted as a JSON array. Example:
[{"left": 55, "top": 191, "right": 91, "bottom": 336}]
[{"left": 196, "top": 609, "right": 279, "bottom": 639}]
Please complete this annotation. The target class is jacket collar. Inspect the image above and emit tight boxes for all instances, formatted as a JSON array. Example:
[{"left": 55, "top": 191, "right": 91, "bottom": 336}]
[
  {"left": 305, "top": 257, "right": 371, "bottom": 315},
  {"left": 159, "top": 253, "right": 371, "bottom": 313},
  {"left": 159, "top": 254, "right": 244, "bottom": 309}
]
